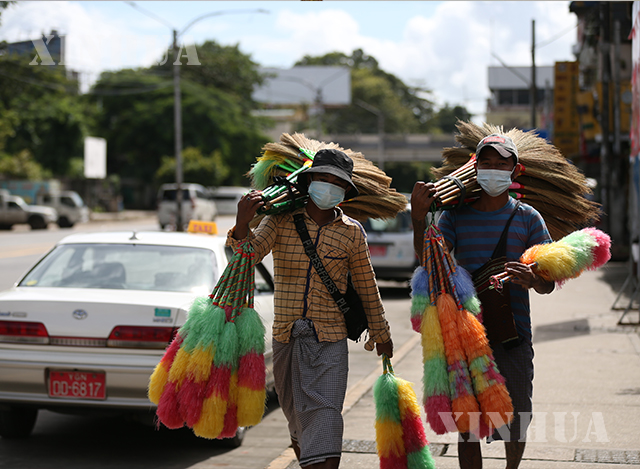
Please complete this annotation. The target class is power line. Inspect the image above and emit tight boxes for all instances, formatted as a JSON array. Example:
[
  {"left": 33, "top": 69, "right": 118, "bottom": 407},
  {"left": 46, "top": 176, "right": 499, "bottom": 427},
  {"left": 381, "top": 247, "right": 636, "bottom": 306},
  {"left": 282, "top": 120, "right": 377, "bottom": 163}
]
[
  {"left": 536, "top": 22, "right": 579, "bottom": 49},
  {"left": 124, "top": 1, "right": 175, "bottom": 31}
]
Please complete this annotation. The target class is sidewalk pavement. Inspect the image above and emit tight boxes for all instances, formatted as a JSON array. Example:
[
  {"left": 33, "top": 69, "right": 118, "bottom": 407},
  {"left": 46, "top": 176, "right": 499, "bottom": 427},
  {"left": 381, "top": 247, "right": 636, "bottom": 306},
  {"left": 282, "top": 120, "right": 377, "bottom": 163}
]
[{"left": 267, "top": 262, "right": 640, "bottom": 469}]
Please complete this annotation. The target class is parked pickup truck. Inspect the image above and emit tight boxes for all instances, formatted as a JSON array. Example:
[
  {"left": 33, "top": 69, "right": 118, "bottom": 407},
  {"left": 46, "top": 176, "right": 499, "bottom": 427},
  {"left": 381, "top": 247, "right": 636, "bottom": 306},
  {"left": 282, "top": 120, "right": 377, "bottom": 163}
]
[
  {"left": 0, "top": 180, "right": 89, "bottom": 228},
  {"left": 0, "top": 189, "right": 58, "bottom": 230}
]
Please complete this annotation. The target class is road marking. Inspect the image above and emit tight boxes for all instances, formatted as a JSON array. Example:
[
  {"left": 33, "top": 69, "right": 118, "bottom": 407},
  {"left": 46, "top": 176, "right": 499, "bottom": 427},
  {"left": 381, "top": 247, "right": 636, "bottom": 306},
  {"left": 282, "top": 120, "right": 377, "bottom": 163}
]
[{"left": 0, "top": 244, "right": 54, "bottom": 259}]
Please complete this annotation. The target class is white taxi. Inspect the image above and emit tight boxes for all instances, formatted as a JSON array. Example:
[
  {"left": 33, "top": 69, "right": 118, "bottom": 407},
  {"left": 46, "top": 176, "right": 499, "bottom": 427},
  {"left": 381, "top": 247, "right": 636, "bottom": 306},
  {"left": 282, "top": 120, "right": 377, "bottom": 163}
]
[{"left": 0, "top": 229, "right": 275, "bottom": 443}]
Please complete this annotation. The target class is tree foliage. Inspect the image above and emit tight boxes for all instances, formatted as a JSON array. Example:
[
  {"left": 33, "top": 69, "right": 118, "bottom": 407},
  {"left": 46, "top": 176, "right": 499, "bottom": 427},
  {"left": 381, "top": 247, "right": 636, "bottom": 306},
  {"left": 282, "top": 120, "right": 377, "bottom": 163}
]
[
  {"left": 155, "top": 146, "right": 230, "bottom": 187},
  {"left": 0, "top": 53, "right": 89, "bottom": 176},
  {"left": 88, "top": 40, "right": 269, "bottom": 188},
  {"left": 296, "top": 49, "right": 435, "bottom": 134},
  {"left": 431, "top": 104, "right": 473, "bottom": 134},
  {"left": 152, "top": 41, "right": 264, "bottom": 110},
  {"left": 0, "top": 149, "right": 52, "bottom": 180}
]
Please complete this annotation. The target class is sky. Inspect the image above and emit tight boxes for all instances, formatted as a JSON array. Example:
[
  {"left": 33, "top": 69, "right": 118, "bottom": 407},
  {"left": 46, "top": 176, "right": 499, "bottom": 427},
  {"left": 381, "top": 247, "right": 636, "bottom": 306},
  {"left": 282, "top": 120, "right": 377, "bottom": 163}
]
[{"left": 0, "top": 1, "right": 578, "bottom": 120}]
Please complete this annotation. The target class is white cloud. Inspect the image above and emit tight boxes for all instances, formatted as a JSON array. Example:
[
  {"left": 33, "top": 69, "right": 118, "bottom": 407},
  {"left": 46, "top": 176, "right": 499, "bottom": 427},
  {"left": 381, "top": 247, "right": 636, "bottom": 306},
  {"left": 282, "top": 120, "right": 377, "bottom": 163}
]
[
  {"left": 1, "top": 1, "right": 172, "bottom": 90},
  {"left": 1, "top": 1, "right": 576, "bottom": 119}
]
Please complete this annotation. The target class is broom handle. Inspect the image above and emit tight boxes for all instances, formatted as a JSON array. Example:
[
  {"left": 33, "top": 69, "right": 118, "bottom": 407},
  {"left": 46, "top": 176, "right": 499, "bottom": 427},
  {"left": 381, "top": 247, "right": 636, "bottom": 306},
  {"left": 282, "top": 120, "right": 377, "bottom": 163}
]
[
  {"left": 437, "top": 179, "right": 477, "bottom": 203},
  {"left": 431, "top": 237, "right": 448, "bottom": 294},
  {"left": 434, "top": 166, "right": 475, "bottom": 190},
  {"left": 439, "top": 180, "right": 479, "bottom": 206},
  {"left": 381, "top": 353, "right": 393, "bottom": 375},
  {"left": 211, "top": 251, "right": 242, "bottom": 302}
]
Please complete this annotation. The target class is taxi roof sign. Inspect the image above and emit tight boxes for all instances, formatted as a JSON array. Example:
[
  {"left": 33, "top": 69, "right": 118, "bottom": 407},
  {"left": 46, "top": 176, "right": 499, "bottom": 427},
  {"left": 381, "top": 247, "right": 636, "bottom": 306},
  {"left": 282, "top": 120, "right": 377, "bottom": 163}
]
[{"left": 187, "top": 220, "right": 218, "bottom": 235}]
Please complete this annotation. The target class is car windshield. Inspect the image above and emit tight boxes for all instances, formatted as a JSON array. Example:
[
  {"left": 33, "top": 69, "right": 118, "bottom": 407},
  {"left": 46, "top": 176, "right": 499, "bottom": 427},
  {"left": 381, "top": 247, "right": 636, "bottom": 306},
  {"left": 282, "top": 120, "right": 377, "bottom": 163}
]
[
  {"left": 364, "top": 211, "right": 412, "bottom": 233},
  {"left": 160, "top": 189, "right": 191, "bottom": 201},
  {"left": 19, "top": 243, "right": 218, "bottom": 294}
]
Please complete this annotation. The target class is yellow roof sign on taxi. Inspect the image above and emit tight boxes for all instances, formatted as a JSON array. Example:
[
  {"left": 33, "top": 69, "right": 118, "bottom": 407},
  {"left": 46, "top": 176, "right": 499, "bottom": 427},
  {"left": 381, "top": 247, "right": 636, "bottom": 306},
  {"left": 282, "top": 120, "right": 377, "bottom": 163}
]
[{"left": 187, "top": 220, "right": 218, "bottom": 235}]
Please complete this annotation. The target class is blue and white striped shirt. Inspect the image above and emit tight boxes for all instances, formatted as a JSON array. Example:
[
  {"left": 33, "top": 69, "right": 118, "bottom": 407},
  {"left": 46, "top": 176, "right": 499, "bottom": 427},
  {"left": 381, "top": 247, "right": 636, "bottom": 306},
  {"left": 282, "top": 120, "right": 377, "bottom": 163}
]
[{"left": 438, "top": 198, "right": 551, "bottom": 342}]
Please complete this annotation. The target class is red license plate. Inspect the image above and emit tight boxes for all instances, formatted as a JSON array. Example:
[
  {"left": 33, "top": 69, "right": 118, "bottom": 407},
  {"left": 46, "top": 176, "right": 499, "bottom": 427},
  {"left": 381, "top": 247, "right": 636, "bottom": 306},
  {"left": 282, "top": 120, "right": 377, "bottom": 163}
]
[
  {"left": 48, "top": 370, "right": 106, "bottom": 400},
  {"left": 369, "top": 245, "right": 387, "bottom": 257}
]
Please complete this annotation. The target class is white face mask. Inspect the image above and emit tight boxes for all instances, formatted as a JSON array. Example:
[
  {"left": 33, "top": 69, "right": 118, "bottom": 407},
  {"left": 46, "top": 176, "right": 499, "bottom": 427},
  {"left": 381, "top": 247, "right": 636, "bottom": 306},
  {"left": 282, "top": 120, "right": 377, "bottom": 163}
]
[
  {"left": 476, "top": 169, "right": 514, "bottom": 197},
  {"left": 308, "top": 181, "right": 346, "bottom": 210}
]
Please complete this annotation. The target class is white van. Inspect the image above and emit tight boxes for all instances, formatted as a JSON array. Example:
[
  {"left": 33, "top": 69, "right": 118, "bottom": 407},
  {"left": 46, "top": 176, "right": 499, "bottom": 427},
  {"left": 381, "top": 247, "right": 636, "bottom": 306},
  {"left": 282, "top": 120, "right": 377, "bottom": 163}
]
[
  {"left": 39, "top": 191, "right": 90, "bottom": 228},
  {"left": 210, "top": 186, "right": 250, "bottom": 215},
  {"left": 157, "top": 183, "right": 217, "bottom": 230}
]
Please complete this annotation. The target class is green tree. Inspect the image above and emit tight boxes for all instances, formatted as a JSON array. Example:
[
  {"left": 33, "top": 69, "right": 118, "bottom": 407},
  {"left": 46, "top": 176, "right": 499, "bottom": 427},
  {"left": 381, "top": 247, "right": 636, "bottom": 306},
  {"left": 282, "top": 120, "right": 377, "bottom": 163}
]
[
  {"left": 155, "top": 146, "right": 230, "bottom": 187},
  {"left": 0, "top": 149, "right": 51, "bottom": 179},
  {"left": 382, "top": 162, "right": 435, "bottom": 194},
  {"left": 0, "top": 52, "right": 90, "bottom": 176},
  {"left": 152, "top": 40, "right": 264, "bottom": 109},
  {"left": 296, "top": 49, "right": 435, "bottom": 134},
  {"left": 432, "top": 104, "right": 473, "bottom": 134},
  {"left": 89, "top": 41, "right": 269, "bottom": 189}
]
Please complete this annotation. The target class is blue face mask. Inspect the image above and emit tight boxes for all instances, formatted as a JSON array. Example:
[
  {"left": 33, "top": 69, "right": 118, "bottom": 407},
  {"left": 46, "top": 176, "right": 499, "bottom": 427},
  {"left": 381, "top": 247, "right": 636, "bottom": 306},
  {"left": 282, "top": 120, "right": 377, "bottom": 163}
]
[{"left": 308, "top": 181, "right": 346, "bottom": 210}]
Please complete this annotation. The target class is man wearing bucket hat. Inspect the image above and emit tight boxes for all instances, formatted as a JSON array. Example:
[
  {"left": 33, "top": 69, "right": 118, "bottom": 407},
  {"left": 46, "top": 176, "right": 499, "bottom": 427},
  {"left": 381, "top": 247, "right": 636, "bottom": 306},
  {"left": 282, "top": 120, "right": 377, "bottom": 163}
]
[
  {"left": 411, "top": 133, "right": 554, "bottom": 469},
  {"left": 229, "top": 148, "right": 393, "bottom": 469}
]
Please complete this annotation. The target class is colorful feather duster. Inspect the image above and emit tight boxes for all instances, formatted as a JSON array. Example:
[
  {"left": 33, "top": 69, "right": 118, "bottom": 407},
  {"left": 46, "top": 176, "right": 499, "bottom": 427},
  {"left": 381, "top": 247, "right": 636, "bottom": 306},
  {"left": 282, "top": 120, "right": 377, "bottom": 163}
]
[
  {"left": 374, "top": 354, "right": 436, "bottom": 469},
  {"left": 410, "top": 223, "right": 513, "bottom": 438},
  {"left": 431, "top": 121, "right": 602, "bottom": 240},
  {"left": 490, "top": 227, "right": 612, "bottom": 290},
  {"left": 248, "top": 132, "right": 408, "bottom": 222},
  {"left": 149, "top": 240, "right": 266, "bottom": 440}
]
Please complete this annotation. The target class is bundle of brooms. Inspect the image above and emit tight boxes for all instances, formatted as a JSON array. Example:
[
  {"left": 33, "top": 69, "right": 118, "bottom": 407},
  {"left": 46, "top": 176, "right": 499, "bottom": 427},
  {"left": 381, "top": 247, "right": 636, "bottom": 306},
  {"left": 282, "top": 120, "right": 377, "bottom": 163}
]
[
  {"left": 431, "top": 121, "right": 601, "bottom": 240},
  {"left": 247, "top": 132, "right": 408, "bottom": 223}
]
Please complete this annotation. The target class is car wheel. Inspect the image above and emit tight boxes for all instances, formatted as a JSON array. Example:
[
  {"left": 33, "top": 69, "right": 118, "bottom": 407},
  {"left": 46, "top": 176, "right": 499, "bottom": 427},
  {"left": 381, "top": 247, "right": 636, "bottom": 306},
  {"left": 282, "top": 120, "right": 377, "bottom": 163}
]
[
  {"left": 57, "top": 216, "right": 73, "bottom": 228},
  {"left": 0, "top": 224, "right": 12, "bottom": 230},
  {"left": 28, "top": 215, "right": 47, "bottom": 230},
  {"left": 0, "top": 407, "right": 38, "bottom": 439},
  {"left": 221, "top": 426, "right": 246, "bottom": 448}
]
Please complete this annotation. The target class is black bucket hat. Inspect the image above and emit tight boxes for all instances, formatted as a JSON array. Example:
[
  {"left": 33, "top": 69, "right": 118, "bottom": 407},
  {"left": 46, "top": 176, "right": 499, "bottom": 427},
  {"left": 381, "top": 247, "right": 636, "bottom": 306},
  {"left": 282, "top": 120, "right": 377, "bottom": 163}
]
[{"left": 298, "top": 149, "right": 359, "bottom": 199}]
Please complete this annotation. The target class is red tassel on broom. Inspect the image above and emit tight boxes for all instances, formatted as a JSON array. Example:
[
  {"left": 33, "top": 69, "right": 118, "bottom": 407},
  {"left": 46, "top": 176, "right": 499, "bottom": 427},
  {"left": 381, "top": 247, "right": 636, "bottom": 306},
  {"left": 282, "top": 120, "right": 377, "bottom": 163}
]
[
  {"left": 154, "top": 301, "right": 216, "bottom": 429},
  {"left": 374, "top": 354, "right": 436, "bottom": 469},
  {"left": 148, "top": 295, "right": 211, "bottom": 407},
  {"left": 412, "top": 221, "right": 514, "bottom": 439},
  {"left": 149, "top": 240, "right": 266, "bottom": 440}
]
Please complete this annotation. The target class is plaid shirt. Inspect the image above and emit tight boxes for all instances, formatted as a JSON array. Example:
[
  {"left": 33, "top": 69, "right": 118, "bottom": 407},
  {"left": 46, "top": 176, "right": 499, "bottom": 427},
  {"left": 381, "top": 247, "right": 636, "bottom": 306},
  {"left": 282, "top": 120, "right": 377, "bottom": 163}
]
[{"left": 227, "top": 207, "right": 391, "bottom": 350}]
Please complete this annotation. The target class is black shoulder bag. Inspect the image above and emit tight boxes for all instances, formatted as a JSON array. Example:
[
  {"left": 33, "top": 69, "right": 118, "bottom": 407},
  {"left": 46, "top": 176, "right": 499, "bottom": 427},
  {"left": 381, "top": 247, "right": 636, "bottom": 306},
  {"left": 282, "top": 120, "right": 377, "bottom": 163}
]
[
  {"left": 292, "top": 213, "right": 368, "bottom": 342},
  {"left": 472, "top": 201, "right": 522, "bottom": 349}
]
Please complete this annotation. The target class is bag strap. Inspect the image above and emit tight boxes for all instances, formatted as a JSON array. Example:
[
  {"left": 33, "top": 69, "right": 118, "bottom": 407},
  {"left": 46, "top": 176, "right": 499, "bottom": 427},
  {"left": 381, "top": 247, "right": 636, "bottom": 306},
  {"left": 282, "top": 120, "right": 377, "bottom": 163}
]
[
  {"left": 490, "top": 200, "right": 521, "bottom": 260},
  {"left": 292, "top": 213, "right": 352, "bottom": 315}
]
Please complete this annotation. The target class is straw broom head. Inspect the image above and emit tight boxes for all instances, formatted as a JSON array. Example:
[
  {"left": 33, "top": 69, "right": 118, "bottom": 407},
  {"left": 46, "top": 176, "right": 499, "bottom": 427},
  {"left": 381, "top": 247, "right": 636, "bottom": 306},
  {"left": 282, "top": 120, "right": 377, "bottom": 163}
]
[
  {"left": 247, "top": 132, "right": 408, "bottom": 221},
  {"left": 431, "top": 121, "right": 601, "bottom": 240}
]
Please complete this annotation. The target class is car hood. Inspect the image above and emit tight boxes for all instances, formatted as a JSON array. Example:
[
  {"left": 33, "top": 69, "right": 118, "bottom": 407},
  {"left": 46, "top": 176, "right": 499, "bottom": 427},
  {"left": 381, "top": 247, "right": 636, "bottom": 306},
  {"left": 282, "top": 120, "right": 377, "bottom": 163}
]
[{"left": 0, "top": 287, "right": 197, "bottom": 337}]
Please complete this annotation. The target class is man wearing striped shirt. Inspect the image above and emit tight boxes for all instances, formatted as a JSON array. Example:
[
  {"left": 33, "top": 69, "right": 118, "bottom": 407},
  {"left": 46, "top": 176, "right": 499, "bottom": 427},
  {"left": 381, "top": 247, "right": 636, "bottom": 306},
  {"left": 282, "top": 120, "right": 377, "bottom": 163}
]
[
  {"left": 411, "top": 134, "right": 554, "bottom": 469},
  {"left": 229, "top": 149, "right": 393, "bottom": 469}
]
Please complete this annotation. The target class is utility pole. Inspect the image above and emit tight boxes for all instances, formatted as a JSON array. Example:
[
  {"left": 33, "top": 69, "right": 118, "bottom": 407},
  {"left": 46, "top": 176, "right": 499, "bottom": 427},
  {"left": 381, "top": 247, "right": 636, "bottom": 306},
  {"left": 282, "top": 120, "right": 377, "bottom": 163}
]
[
  {"left": 530, "top": 19, "right": 537, "bottom": 129},
  {"left": 600, "top": 2, "right": 611, "bottom": 235},
  {"left": 173, "top": 29, "right": 184, "bottom": 231},
  {"left": 126, "top": 3, "right": 268, "bottom": 232}
]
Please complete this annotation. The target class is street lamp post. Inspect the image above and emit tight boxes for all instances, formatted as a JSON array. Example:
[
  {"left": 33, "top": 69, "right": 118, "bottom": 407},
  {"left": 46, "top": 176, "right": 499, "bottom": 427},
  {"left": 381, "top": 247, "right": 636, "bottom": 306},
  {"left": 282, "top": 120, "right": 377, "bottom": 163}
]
[
  {"left": 127, "top": 3, "right": 268, "bottom": 230},
  {"left": 173, "top": 29, "right": 184, "bottom": 230}
]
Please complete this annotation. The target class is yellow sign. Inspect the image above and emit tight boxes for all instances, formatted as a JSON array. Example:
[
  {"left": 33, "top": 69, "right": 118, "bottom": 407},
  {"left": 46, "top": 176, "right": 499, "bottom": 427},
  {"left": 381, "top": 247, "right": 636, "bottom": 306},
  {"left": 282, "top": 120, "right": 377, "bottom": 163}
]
[{"left": 187, "top": 220, "right": 218, "bottom": 235}]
